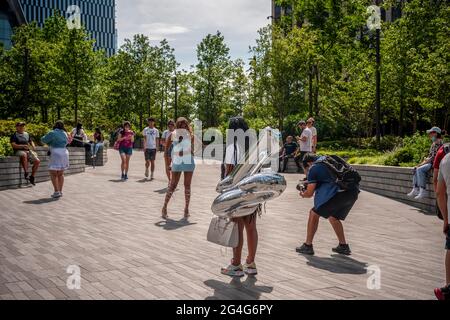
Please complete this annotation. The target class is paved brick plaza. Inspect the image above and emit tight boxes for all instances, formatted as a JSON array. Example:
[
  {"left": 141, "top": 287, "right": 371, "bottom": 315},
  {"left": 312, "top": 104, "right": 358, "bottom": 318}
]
[{"left": 0, "top": 150, "right": 446, "bottom": 300}]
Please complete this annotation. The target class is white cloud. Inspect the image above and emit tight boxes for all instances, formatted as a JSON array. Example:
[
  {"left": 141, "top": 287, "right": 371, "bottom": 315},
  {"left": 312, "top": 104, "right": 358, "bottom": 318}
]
[{"left": 116, "top": 0, "right": 271, "bottom": 69}]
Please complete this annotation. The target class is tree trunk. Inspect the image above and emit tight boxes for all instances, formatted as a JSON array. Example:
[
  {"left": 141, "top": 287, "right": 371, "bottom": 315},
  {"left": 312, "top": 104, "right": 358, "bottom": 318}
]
[
  {"left": 412, "top": 102, "right": 417, "bottom": 133},
  {"left": 20, "top": 47, "right": 30, "bottom": 120},
  {"left": 308, "top": 65, "right": 313, "bottom": 116},
  {"left": 313, "top": 64, "right": 320, "bottom": 116}
]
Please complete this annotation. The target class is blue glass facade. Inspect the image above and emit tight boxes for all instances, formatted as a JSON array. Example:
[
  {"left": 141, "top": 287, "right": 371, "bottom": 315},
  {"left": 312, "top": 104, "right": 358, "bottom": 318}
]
[{"left": 19, "top": 0, "right": 117, "bottom": 56}]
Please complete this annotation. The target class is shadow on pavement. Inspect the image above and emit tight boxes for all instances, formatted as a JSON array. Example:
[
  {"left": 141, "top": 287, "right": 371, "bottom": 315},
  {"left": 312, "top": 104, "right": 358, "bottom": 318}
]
[
  {"left": 204, "top": 277, "right": 273, "bottom": 300},
  {"left": 154, "top": 187, "right": 168, "bottom": 194},
  {"left": 108, "top": 179, "right": 124, "bottom": 183},
  {"left": 154, "top": 218, "right": 197, "bottom": 230},
  {"left": 303, "top": 254, "right": 368, "bottom": 274},
  {"left": 23, "top": 198, "right": 58, "bottom": 205}
]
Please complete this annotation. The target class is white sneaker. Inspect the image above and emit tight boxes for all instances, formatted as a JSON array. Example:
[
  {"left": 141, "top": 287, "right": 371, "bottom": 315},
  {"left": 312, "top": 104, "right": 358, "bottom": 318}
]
[
  {"left": 150, "top": 172, "right": 154, "bottom": 180},
  {"left": 145, "top": 168, "right": 149, "bottom": 178},
  {"left": 244, "top": 262, "right": 258, "bottom": 275},
  {"left": 407, "top": 188, "right": 419, "bottom": 197},
  {"left": 415, "top": 188, "right": 427, "bottom": 200},
  {"left": 51, "top": 192, "right": 62, "bottom": 199},
  {"left": 221, "top": 264, "right": 245, "bottom": 277}
]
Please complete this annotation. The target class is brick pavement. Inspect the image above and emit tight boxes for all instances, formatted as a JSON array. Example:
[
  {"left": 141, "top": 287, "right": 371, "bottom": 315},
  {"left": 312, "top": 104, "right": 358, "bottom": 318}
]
[{"left": 0, "top": 150, "right": 446, "bottom": 300}]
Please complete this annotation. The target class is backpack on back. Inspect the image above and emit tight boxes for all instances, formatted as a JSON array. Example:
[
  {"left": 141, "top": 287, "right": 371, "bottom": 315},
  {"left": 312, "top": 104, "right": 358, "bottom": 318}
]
[{"left": 316, "top": 155, "right": 361, "bottom": 191}]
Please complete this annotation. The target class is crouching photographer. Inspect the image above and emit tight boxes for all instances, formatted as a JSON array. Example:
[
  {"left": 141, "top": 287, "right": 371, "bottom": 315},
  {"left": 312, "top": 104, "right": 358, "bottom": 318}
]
[{"left": 296, "top": 153, "right": 360, "bottom": 256}]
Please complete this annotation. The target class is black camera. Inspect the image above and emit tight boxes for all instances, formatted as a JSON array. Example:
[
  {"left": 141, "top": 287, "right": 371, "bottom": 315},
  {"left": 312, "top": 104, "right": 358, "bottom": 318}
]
[{"left": 296, "top": 182, "right": 308, "bottom": 192}]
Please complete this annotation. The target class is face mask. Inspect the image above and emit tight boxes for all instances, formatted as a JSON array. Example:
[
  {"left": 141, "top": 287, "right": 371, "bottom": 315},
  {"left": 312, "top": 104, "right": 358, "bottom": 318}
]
[{"left": 431, "top": 136, "right": 437, "bottom": 142}]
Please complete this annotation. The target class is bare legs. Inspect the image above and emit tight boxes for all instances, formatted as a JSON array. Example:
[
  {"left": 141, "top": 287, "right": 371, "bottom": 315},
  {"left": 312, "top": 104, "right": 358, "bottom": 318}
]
[
  {"left": 120, "top": 154, "right": 131, "bottom": 176},
  {"left": 183, "top": 172, "right": 193, "bottom": 217},
  {"left": 232, "top": 215, "right": 258, "bottom": 266},
  {"left": 304, "top": 210, "right": 347, "bottom": 246},
  {"left": 49, "top": 170, "right": 64, "bottom": 193},
  {"left": 20, "top": 154, "right": 40, "bottom": 178},
  {"left": 446, "top": 250, "right": 450, "bottom": 285},
  {"left": 162, "top": 171, "right": 193, "bottom": 219},
  {"left": 164, "top": 156, "right": 172, "bottom": 184}
]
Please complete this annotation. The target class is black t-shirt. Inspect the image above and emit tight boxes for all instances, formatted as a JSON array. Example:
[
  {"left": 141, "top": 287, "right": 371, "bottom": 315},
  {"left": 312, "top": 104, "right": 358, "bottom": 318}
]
[
  {"left": 10, "top": 132, "right": 31, "bottom": 146},
  {"left": 284, "top": 142, "right": 298, "bottom": 155}
]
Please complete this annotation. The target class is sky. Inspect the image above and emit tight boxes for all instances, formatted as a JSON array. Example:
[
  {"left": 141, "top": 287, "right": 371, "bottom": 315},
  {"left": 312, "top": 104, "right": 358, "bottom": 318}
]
[{"left": 116, "top": 0, "right": 272, "bottom": 70}]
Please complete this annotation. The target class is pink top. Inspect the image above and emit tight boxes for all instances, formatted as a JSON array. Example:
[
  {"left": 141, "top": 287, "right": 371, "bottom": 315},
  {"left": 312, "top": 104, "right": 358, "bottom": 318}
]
[{"left": 119, "top": 130, "right": 135, "bottom": 149}]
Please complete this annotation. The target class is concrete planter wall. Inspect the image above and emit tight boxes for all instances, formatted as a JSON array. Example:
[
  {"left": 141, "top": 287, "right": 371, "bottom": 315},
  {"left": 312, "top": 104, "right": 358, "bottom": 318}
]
[
  {"left": 0, "top": 147, "right": 86, "bottom": 191},
  {"left": 352, "top": 164, "right": 436, "bottom": 213},
  {"left": 85, "top": 146, "right": 108, "bottom": 167}
]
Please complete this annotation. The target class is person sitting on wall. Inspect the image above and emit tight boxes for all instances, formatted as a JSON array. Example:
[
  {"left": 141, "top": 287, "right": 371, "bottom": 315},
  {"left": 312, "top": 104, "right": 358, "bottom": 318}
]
[
  {"left": 10, "top": 122, "right": 41, "bottom": 186},
  {"left": 407, "top": 127, "right": 443, "bottom": 200},
  {"left": 279, "top": 136, "right": 301, "bottom": 173}
]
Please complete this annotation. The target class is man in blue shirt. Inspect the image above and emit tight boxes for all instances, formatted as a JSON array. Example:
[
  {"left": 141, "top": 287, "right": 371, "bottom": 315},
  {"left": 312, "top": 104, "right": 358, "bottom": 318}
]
[{"left": 296, "top": 153, "right": 359, "bottom": 256}]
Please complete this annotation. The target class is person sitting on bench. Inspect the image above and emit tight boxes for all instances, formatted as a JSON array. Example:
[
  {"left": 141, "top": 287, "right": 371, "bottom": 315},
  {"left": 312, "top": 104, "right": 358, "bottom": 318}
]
[
  {"left": 279, "top": 136, "right": 301, "bottom": 173},
  {"left": 10, "top": 122, "right": 41, "bottom": 186},
  {"left": 407, "top": 127, "right": 443, "bottom": 200}
]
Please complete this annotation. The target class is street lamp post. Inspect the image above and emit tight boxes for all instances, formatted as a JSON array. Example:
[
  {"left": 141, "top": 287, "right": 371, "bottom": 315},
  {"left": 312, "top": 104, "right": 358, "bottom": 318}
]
[{"left": 367, "top": 4, "right": 382, "bottom": 145}]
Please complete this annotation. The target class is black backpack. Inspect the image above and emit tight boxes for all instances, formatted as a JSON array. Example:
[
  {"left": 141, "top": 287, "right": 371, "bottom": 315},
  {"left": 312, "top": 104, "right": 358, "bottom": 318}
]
[{"left": 316, "top": 155, "right": 361, "bottom": 191}]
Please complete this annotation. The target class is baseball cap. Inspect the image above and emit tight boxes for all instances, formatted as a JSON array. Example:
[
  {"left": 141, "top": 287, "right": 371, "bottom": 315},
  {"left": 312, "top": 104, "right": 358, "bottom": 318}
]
[
  {"left": 16, "top": 121, "right": 26, "bottom": 127},
  {"left": 426, "top": 127, "right": 441, "bottom": 134},
  {"left": 297, "top": 120, "right": 306, "bottom": 126}
]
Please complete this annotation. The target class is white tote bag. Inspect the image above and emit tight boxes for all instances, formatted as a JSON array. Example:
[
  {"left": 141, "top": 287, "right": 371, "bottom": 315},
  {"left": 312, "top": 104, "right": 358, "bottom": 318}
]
[{"left": 207, "top": 216, "right": 239, "bottom": 248}]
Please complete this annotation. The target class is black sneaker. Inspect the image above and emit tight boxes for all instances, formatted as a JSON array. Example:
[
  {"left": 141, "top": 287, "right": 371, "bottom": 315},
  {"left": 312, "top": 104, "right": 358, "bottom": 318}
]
[
  {"left": 29, "top": 175, "right": 35, "bottom": 186},
  {"left": 434, "top": 285, "right": 450, "bottom": 300},
  {"left": 332, "top": 244, "right": 352, "bottom": 255},
  {"left": 24, "top": 172, "right": 29, "bottom": 180},
  {"left": 296, "top": 243, "right": 315, "bottom": 255}
]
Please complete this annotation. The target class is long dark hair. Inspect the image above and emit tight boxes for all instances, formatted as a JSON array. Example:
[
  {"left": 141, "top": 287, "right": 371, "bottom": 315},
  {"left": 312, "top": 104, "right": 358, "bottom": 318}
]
[{"left": 76, "top": 123, "right": 82, "bottom": 135}]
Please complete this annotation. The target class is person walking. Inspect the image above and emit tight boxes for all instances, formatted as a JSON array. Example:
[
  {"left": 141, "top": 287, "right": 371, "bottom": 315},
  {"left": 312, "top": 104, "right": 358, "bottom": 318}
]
[
  {"left": 10, "top": 121, "right": 41, "bottom": 186},
  {"left": 407, "top": 127, "right": 443, "bottom": 199},
  {"left": 41, "top": 121, "right": 70, "bottom": 199},
  {"left": 116, "top": 121, "right": 135, "bottom": 181},
  {"left": 434, "top": 153, "right": 450, "bottom": 300},
  {"left": 142, "top": 118, "right": 160, "bottom": 180},
  {"left": 220, "top": 116, "right": 259, "bottom": 277},
  {"left": 162, "top": 117, "right": 195, "bottom": 220},
  {"left": 296, "top": 153, "right": 360, "bottom": 256},
  {"left": 161, "top": 119, "right": 175, "bottom": 185},
  {"left": 89, "top": 128, "right": 104, "bottom": 159}
]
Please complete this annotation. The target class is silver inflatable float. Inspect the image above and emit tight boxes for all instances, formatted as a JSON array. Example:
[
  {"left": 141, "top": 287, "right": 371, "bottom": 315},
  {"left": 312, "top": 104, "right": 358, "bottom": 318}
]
[{"left": 212, "top": 130, "right": 287, "bottom": 218}]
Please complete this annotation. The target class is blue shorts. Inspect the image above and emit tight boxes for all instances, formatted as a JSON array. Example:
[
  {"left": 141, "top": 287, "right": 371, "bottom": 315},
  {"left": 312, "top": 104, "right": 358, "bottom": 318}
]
[
  {"left": 446, "top": 226, "right": 450, "bottom": 250},
  {"left": 119, "top": 147, "right": 133, "bottom": 156}
]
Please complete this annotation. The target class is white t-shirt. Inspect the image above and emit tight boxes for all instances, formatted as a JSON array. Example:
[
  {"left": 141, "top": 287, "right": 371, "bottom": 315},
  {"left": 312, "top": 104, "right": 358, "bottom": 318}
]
[
  {"left": 310, "top": 126, "right": 317, "bottom": 138},
  {"left": 143, "top": 127, "right": 160, "bottom": 150},
  {"left": 71, "top": 128, "right": 87, "bottom": 142},
  {"left": 225, "top": 143, "right": 243, "bottom": 165},
  {"left": 299, "top": 127, "right": 312, "bottom": 152},
  {"left": 438, "top": 153, "right": 450, "bottom": 213},
  {"left": 161, "top": 129, "right": 173, "bottom": 142}
]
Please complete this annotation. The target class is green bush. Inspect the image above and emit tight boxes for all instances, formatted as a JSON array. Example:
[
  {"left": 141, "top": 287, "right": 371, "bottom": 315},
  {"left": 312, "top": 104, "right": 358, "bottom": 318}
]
[
  {"left": 0, "top": 136, "right": 13, "bottom": 158},
  {"left": 0, "top": 120, "right": 50, "bottom": 145},
  {"left": 382, "top": 133, "right": 431, "bottom": 166}
]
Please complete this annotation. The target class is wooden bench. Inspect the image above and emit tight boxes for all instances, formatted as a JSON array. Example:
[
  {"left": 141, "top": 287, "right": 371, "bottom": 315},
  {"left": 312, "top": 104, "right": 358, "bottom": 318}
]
[{"left": 0, "top": 147, "right": 86, "bottom": 191}]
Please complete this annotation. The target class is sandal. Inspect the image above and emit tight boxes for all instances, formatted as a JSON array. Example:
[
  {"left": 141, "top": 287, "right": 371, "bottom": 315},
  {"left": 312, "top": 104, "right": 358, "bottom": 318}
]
[{"left": 162, "top": 207, "right": 169, "bottom": 220}]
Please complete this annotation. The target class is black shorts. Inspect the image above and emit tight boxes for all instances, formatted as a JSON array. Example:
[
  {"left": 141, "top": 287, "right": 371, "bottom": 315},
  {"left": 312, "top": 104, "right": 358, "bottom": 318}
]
[
  {"left": 145, "top": 149, "right": 157, "bottom": 161},
  {"left": 313, "top": 189, "right": 359, "bottom": 221}
]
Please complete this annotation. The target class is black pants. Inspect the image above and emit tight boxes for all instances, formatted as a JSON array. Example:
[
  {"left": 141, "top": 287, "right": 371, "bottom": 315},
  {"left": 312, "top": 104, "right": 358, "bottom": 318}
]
[{"left": 281, "top": 155, "right": 301, "bottom": 172}]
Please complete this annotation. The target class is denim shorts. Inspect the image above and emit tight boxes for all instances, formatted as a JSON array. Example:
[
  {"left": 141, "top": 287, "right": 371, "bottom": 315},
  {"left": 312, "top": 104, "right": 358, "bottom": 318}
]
[{"left": 119, "top": 147, "right": 133, "bottom": 155}]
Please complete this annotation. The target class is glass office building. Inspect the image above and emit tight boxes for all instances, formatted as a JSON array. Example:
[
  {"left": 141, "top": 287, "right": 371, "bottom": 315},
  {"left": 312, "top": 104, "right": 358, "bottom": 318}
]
[{"left": 0, "top": 0, "right": 117, "bottom": 56}]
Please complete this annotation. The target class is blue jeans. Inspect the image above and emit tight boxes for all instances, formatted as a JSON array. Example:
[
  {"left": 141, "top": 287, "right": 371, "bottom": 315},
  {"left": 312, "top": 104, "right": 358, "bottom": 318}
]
[
  {"left": 412, "top": 163, "right": 432, "bottom": 189},
  {"left": 90, "top": 142, "right": 103, "bottom": 157}
]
